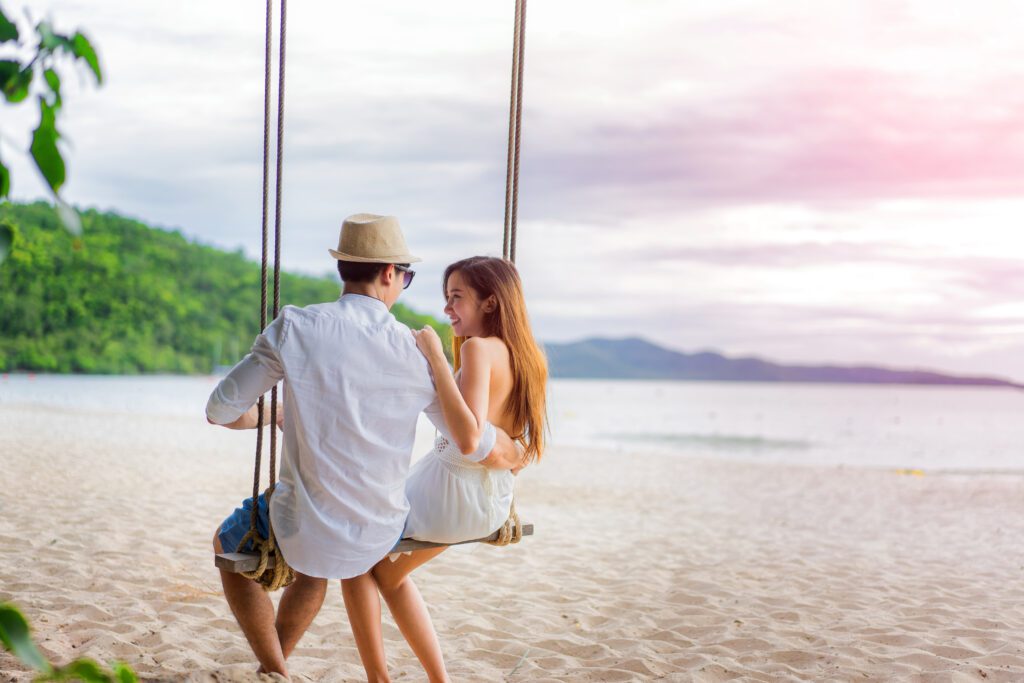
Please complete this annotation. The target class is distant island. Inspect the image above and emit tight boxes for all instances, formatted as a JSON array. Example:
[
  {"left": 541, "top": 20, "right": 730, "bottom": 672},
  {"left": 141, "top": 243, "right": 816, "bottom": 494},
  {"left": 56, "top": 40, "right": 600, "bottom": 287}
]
[{"left": 544, "top": 337, "right": 1023, "bottom": 389}]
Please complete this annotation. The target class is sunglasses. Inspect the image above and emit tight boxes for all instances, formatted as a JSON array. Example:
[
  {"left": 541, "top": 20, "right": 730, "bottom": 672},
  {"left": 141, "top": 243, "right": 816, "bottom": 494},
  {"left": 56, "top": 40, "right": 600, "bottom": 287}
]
[{"left": 393, "top": 264, "right": 416, "bottom": 290}]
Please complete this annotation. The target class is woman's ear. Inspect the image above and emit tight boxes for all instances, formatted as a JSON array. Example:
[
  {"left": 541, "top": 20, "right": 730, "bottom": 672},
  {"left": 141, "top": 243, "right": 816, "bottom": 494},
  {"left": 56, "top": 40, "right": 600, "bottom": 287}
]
[{"left": 483, "top": 296, "right": 498, "bottom": 313}]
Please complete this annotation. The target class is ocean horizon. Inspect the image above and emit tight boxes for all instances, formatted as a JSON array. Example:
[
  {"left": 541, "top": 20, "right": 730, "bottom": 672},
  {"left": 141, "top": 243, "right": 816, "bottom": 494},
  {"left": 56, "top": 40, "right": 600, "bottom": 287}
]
[{"left": 3, "top": 374, "right": 1021, "bottom": 472}]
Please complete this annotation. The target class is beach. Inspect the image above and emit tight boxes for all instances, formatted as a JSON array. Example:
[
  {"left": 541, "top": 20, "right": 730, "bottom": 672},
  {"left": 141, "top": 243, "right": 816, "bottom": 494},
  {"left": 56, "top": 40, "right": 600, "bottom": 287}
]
[{"left": 3, "top": 400, "right": 1024, "bottom": 682}]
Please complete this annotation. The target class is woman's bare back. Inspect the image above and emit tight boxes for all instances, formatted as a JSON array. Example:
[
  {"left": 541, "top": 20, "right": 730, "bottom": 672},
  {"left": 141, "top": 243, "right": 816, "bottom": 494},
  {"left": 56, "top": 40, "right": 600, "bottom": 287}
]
[{"left": 459, "top": 336, "right": 516, "bottom": 437}]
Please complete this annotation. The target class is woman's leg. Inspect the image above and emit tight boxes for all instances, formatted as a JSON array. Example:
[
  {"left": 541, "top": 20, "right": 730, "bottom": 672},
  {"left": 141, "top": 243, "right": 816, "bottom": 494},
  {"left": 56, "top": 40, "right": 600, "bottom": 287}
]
[
  {"left": 341, "top": 572, "right": 391, "bottom": 683},
  {"left": 371, "top": 548, "right": 449, "bottom": 683}
]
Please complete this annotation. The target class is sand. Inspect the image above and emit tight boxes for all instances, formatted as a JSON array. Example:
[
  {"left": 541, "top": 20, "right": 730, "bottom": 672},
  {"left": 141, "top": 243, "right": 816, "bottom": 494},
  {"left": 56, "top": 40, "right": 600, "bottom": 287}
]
[{"left": 2, "top": 401, "right": 1024, "bottom": 682}]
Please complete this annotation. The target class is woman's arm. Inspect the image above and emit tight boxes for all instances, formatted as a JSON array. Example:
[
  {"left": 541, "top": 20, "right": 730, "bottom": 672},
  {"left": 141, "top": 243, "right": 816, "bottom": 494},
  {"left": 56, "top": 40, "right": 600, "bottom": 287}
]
[{"left": 414, "top": 328, "right": 490, "bottom": 455}]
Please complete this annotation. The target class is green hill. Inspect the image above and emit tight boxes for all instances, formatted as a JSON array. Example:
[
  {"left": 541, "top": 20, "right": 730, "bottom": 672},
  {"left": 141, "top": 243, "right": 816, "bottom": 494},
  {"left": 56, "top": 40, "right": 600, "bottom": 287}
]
[{"left": 0, "top": 201, "right": 449, "bottom": 373}]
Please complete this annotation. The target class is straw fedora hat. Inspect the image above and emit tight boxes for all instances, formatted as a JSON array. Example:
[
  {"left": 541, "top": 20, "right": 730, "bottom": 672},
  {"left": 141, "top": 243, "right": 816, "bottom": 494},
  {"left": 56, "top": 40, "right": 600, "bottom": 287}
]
[{"left": 328, "top": 213, "right": 422, "bottom": 263}]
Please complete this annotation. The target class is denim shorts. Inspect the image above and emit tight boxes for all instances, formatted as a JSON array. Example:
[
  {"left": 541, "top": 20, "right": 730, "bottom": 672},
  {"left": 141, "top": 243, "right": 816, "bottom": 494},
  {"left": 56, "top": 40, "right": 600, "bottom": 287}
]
[{"left": 218, "top": 493, "right": 271, "bottom": 554}]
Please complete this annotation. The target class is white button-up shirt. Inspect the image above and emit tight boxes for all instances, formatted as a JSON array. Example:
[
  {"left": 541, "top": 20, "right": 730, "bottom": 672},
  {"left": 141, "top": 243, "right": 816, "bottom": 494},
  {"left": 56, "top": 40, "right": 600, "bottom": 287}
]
[{"left": 206, "top": 293, "right": 495, "bottom": 579}]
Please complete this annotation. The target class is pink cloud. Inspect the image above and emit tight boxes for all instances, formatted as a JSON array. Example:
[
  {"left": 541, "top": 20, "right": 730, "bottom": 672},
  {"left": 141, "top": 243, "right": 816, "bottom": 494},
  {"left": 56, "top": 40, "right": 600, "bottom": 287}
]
[{"left": 522, "top": 69, "right": 1024, "bottom": 218}]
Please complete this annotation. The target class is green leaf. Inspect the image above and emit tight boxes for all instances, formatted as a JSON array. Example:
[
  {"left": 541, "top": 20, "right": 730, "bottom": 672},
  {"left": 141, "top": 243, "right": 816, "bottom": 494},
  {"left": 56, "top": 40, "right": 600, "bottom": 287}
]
[
  {"left": 0, "top": 603, "right": 52, "bottom": 673},
  {"left": 44, "top": 68, "right": 60, "bottom": 93},
  {"left": 0, "top": 59, "right": 16, "bottom": 82},
  {"left": 7, "top": 68, "right": 31, "bottom": 103},
  {"left": 44, "top": 68, "right": 62, "bottom": 107},
  {"left": 31, "top": 97, "right": 66, "bottom": 195},
  {"left": 71, "top": 32, "right": 102, "bottom": 84},
  {"left": 0, "top": 159, "right": 9, "bottom": 198},
  {"left": 112, "top": 662, "right": 139, "bottom": 683},
  {"left": 55, "top": 658, "right": 112, "bottom": 682},
  {"left": 0, "top": 60, "right": 32, "bottom": 103},
  {"left": 0, "top": 8, "right": 18, "bottom": 43}
]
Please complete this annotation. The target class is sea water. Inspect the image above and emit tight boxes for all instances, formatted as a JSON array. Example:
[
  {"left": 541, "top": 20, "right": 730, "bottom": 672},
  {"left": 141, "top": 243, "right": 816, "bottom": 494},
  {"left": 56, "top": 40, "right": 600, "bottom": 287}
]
[
  {"left": 2, "top": 375, "right": 1021, "bottom": 471},
  {"left": 550, "top": 379, "right": 1024, "bottom": 470}
]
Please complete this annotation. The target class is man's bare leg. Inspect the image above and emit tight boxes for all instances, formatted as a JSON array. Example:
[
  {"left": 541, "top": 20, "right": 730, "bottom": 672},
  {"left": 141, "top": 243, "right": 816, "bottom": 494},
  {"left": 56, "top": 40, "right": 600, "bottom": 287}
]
[
  {"left": 370, "top": 548, "right": 449, "bottom": 683},
  {"left": 213, "top": 528, "right": 326, "bottom": 678},
  {"left": 276, "top": 573, "right": 328, "bottom": 659},
  {"left": 341, "top": 572, "right": 391, "bottom": 683}
]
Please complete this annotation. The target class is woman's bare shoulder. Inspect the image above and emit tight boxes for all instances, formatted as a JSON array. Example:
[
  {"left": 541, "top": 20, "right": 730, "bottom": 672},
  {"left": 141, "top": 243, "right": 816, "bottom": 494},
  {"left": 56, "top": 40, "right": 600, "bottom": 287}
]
[
  {"left": 462, "top": 337, "right": 510, "bottom": 373},
  {"left": 464, "top": 336, "right": 509, "bottom": 356},
  {"left": 461, "top": 336, "right": 500, "bottom": 350}
]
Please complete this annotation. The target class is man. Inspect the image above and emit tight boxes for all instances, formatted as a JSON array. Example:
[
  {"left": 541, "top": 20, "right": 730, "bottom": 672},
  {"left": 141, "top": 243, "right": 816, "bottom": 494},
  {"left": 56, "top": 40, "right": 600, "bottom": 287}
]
[{"left": 206, "top": 213, "right": 524, "bottom": 679}]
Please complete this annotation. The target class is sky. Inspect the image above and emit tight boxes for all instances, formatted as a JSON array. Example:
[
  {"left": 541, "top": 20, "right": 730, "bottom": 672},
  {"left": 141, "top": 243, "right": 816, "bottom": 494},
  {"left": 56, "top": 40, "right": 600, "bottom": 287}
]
[{"left": 4, "top": 1, "right": 1024, "bottom": 380}]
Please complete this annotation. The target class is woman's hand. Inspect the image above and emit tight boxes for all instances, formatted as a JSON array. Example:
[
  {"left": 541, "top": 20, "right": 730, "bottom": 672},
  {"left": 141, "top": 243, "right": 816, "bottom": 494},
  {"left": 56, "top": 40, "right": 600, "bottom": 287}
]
[
  {"left": 510, "top": 441, "right": 528, "bottom": 475},
  {"left": 413, "top": 326, "right": 447, "bottom": 364}
]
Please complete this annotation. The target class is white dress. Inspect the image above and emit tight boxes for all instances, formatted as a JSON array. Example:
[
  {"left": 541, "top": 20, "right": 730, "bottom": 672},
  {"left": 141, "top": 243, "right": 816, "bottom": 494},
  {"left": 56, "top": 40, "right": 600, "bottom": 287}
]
[{"left": 403, "top": 432, "right": 515, "bottom": 544}]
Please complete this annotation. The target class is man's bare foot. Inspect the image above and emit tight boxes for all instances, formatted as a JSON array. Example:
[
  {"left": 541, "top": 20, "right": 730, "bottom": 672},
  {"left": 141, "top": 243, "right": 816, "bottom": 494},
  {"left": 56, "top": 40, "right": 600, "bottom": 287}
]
[{"left": 256, "top": 665, "right": 290, "bottom": 681}]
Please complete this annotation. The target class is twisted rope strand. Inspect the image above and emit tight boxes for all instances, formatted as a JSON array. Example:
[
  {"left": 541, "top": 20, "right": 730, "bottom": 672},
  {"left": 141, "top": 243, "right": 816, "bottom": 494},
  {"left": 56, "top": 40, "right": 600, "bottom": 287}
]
[
  {"left": 249, "top": 0, "right": 274, "bottom": 538},
  {"left": 509, "top": 0, "right": 528, "bottom": 264},
  {"left": 494, "top": 0, "right": 529, "bottom": 544},
  {"left": 502, "top": 0, "right": 523, "bottom": 260},
  {"left": 269, "top": 0, "right": 287, "bottom": 493},
  {"left": 238, "top": 0, "right": 294, "bottom": 591}
]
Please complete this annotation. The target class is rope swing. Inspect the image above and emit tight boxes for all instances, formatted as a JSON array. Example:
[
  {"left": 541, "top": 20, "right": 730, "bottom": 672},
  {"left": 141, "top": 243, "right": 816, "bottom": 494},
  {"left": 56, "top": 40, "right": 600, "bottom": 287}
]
[
  {"left": 236, "top": 0, "right": 294, "bottom": 592},
  {"left": 488, "top": 0, "right": 528, "bottom": 547},
  {"left": 218, "top": 0, "right": 532, "bottom": 582}
]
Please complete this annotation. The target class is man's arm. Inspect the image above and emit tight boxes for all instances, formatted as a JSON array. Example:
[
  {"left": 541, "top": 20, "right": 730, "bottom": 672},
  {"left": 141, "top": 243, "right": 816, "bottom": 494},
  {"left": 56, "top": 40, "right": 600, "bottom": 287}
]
[
  {"left": 209, "top": 400, "right": 285, "bottom": 430},
  {"left": 206, "top": 315, "right": 287, "bottom": 428}
]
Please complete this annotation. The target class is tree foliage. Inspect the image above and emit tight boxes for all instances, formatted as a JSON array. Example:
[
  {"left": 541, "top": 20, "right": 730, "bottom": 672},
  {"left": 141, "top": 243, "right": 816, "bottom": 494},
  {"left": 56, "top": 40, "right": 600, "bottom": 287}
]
[
  {"left": 0, "top": 2, "right": 102, "bottom": 202},
  {"left": 0, "top": 202, "right": 452, "bottom": 374}
]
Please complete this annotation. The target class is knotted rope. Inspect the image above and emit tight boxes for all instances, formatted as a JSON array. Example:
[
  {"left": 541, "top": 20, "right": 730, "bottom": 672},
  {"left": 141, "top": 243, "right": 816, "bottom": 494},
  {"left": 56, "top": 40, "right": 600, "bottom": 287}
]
[
  {"left": 236, "top": 490, "right": 293, "bottom": 591},
  {"left": 486, "top": 498, "right": 524, "bottom": 546}
]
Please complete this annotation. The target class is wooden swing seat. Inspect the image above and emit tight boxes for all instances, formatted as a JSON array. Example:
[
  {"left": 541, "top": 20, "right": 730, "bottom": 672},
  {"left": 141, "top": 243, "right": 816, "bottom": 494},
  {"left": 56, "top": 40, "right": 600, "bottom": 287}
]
[{"left": 215, "top": 523, "right": 534, "bottom": 573}]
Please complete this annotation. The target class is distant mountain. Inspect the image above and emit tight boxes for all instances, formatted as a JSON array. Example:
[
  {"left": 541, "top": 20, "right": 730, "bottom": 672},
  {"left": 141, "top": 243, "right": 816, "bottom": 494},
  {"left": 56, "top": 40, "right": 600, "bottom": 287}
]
[{"left": 543, "top": 337, "right": 1023, "bottom": 388}]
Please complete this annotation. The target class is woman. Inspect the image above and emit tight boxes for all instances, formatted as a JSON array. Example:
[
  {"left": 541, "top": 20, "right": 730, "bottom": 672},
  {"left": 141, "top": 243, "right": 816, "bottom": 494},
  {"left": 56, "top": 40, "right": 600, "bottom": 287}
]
[{"left": 356, "top": 256, "right": 547, "bottom": 682}]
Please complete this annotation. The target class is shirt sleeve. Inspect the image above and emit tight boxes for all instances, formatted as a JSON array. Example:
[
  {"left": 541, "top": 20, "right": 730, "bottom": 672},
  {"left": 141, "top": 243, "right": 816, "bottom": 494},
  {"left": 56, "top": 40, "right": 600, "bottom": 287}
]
[
  {"left": 423, "top": 395, "right": 498, "bottom": 464},
  {"left": 464, "top": 420, "right": 498, "bottom": 463},
  {"left": 422, "top": 393, "right": 447, "bottom": 435},
  {"left": 206, "top": 312, "right": 289, "bottom": 424}
]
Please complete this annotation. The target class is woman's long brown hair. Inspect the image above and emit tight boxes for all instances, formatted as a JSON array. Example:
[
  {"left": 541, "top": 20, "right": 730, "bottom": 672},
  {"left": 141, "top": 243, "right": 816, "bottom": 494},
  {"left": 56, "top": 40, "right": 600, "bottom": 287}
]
[{"left": 446, "top": 256, "right": 548, "bottom": 463}]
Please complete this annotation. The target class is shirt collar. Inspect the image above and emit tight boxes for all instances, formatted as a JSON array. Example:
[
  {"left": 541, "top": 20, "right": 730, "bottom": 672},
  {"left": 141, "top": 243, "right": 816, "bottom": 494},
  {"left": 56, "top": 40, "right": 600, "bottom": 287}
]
[{"left": 340, "top": 292, "right": 390, "bottom": 313}]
